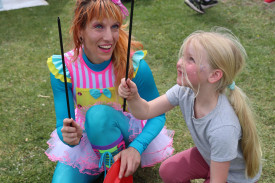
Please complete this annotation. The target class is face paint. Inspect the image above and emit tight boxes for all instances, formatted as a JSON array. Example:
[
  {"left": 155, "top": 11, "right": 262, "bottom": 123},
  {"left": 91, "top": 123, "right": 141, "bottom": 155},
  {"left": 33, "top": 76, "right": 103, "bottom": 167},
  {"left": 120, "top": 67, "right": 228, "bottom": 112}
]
[{"left": 200, "top": 65, "right": 206, "bottom": 71}]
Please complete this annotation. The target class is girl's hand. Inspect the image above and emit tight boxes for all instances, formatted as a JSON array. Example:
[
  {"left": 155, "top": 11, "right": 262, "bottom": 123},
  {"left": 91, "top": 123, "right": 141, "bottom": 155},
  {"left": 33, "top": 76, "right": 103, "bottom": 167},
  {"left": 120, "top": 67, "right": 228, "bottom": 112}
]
[
  {"left": 118, "top": 78, "right": 138, "bottom": 101},
  {"left": 61, "top": 118, "right": 83, "bottom": 145}
]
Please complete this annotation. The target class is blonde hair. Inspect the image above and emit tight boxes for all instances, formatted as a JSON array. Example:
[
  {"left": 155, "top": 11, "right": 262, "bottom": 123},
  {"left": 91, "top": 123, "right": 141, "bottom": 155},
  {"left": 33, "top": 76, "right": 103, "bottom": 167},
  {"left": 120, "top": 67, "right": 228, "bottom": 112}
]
[
  {"left": 70, "top": 0, "right": 143, "bottom": 88},
  {"left": 179, "top": 27, "right": 262, "bottom": 178}
]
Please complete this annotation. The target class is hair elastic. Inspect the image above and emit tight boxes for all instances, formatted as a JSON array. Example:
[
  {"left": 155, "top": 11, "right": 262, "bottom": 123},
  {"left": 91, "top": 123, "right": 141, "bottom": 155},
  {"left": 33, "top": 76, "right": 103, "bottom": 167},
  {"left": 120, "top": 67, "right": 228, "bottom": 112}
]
[
  {"left": 111, "top": 0, "right": 129, "bottom": 17},
  {"left": 228, "top": 81, "right": 235, "bottom": 90}
]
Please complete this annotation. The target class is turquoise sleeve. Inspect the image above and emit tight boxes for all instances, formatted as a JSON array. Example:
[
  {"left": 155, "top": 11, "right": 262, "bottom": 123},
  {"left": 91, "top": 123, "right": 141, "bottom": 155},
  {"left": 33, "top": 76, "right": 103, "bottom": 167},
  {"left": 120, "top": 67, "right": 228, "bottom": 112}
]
[
  {"left": 129, "top": 60, "right": 166, "bottom": 155},
  {"left": 50, "top": 73, "right": 75, "bottom": 146}
]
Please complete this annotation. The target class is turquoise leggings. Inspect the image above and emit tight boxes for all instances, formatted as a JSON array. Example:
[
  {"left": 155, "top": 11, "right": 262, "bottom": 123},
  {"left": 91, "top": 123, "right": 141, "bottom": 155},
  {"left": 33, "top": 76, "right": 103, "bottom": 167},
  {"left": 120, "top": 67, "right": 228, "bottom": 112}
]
[{"left": 52, "top": 105, "right": 131, "bottom": 183}]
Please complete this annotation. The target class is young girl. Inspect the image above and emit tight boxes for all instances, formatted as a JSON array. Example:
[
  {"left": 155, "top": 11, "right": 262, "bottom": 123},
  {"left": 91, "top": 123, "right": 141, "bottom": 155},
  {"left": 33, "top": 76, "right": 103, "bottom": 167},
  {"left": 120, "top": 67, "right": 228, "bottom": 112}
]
[
  {"left": 119, "top": 28, "right": 262, "bottom": 183},
  {"left": 45, "top": 0, "right": 174, "bottom": 182}
]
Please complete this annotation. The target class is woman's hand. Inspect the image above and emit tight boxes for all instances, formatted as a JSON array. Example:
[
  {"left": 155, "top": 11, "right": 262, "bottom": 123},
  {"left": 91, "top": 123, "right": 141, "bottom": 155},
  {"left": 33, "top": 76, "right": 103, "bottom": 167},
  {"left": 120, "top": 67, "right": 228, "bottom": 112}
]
[
  {"left": 113, "top": 147, "right": 141, "bottom": 179},
  {"left": 118, "top": 78, "right": 139, "bottom": 101},
  {"left": 61, "top": 118, "right": 83, "bottom": 145}
]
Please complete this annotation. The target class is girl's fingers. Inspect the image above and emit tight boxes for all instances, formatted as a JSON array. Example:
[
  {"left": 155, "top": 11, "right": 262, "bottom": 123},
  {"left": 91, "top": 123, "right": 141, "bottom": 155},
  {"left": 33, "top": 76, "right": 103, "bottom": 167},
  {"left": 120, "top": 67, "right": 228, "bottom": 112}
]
[
  {"left": 121, "top": 78, "right": 128, "bottom": 88},
  {"left": 126, "top": 78, "right": 137, "bottom": 91}
]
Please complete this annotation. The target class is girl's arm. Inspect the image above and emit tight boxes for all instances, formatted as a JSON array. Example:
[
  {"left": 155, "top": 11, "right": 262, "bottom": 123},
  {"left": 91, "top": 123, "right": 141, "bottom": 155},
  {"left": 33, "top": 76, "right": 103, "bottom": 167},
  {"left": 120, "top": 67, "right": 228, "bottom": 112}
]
[
  {"left": 210, "top": 160, "right": 230, "bottom": 183},
  {"left": 119, "top": 78, "right": 174, "bottom": 120}
]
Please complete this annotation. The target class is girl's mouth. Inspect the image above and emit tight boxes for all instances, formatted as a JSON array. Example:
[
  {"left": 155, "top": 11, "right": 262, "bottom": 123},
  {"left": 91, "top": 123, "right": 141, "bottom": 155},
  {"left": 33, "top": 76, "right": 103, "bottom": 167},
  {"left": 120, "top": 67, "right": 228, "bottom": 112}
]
[{"left": 177, "top": 69, "right": 183, "bottom": 75}]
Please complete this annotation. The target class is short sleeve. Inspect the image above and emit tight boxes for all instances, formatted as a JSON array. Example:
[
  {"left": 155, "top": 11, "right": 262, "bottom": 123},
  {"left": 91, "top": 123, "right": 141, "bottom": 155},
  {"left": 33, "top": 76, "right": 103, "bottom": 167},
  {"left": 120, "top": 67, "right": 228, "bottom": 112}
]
[
  {"left": 132, "top": 50, "right": 147, "bottom": 78},
  {"left": 47, "top": 55, "right": 71, "bottom": 83},
  {"left": 209, "top": 126, "right": 240, "bottom": 162},
  {"left": 166, "top": 84, "right": 181, "bottom": 106}
]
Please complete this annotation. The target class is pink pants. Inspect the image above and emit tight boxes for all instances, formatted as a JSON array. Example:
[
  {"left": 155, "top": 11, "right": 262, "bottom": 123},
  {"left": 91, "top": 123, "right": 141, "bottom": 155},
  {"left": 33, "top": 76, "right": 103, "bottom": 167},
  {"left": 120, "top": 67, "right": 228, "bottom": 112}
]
[{"left": 159, "top": 147, "right": 210, "bottom": 183}]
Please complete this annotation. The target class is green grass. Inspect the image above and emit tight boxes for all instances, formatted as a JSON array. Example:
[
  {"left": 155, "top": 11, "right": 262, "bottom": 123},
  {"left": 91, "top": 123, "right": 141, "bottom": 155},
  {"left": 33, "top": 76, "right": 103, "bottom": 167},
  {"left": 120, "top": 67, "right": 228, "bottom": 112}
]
[{"left": 0, "top": 0, "right": 274, "bottom": 182}]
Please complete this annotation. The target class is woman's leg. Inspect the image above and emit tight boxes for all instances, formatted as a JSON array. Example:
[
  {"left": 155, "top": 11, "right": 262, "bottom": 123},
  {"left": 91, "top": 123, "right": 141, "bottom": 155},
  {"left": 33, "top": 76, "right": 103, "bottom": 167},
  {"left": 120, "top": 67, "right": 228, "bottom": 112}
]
[
  {"left": 84, "top": 105, "right": 131, "bottom": 167},
  {"left": 85, "top": 105, "right": 131, "bottom": 146},
  {"left": 159, "top": 147, "right": 210, "bottom": 183},
  {"left": 52, "top": 162, "right": 101, "bottom": 183}
]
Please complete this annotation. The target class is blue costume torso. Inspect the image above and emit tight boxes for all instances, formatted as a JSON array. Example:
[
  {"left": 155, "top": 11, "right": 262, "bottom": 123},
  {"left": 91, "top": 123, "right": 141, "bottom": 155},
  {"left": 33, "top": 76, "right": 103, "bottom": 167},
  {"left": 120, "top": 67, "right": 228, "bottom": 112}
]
[{"left": 45, "top": 50, "right": 174, "bottom": 182}]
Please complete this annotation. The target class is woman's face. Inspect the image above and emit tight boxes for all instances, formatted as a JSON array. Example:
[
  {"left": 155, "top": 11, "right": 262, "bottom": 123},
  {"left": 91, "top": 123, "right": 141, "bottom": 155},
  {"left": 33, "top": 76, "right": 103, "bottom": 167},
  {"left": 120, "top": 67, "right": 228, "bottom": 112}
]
[
  {"left": 81, "top": 18, "right": 120, "bottom": 64},
  {"left": 176, "top": 42, "right": 210, "bottom": 88}
]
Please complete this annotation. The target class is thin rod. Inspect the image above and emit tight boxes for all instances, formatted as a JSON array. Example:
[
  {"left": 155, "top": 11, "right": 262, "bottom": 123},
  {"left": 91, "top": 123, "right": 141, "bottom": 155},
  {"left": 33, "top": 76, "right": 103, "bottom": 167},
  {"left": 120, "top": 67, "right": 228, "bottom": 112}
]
[
  {"left": 123, "top": 0, "right": 135, "bottom": 111},
  {"left": 57, "top": 17, "right": 71, "bottom": 119}
]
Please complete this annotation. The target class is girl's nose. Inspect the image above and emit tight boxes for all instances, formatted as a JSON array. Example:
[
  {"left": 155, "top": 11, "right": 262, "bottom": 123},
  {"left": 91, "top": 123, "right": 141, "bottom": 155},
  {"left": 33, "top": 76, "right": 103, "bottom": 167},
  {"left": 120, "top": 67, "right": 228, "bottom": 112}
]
[{"left": 177, "top": 58, "right": 183, "bottom": 67}]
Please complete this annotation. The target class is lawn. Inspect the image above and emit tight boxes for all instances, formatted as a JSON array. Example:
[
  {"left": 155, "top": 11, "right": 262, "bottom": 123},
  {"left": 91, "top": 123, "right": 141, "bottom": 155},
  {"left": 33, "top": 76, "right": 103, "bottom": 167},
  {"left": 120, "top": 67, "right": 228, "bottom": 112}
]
[{"left": 0, "top": 0, "right": 274, "bottom": 182}]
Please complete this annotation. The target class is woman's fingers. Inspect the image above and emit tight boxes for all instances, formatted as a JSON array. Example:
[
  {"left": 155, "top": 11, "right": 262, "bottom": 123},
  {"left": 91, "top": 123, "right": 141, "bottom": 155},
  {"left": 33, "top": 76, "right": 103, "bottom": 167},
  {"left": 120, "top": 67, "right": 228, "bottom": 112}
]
[{"left": 61, "top": 118, "right": 82, "bottom": 145}]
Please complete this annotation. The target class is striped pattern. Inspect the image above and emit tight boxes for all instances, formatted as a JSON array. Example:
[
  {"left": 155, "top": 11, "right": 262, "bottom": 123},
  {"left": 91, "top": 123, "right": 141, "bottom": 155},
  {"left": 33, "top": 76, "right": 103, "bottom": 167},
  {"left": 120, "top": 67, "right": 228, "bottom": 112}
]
[{"left": 64, "top": 50, "right": 115, "bottom": 100}]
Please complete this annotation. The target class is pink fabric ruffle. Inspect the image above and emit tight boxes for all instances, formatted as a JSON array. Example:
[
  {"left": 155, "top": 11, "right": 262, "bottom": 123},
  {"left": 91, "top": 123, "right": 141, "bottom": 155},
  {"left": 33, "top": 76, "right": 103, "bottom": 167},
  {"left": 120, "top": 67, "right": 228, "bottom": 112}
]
[
  {"left": 45, "top": 130, "right": 103, "bottom": 175},
  {"left": 45, "top": 103, "right": 174, "bottom": 175},
  {"left": 127, "top": 115, "right": 175, "bottom": 167}
]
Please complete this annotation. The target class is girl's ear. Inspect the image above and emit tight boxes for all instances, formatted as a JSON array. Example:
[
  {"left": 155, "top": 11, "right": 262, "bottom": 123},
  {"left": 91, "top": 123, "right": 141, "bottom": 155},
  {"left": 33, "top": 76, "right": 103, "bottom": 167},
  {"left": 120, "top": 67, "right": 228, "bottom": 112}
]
[{"left": 208, "top": 69, "right": 223, "bottom": 84}]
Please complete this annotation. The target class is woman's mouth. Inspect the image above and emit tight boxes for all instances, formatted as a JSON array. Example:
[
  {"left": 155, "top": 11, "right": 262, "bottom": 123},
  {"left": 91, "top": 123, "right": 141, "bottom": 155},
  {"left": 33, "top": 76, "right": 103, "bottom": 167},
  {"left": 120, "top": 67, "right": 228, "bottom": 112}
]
[{"left": 98, "top": 45, "right": 112, "bottom": 53}]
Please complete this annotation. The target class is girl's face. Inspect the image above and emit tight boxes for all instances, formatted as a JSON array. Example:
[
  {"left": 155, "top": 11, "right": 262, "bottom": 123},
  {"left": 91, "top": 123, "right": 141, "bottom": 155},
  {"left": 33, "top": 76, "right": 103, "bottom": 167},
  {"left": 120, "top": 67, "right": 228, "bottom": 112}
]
[
  {"left": 176, "top": 42, "right": 210, "bottom": 88},
  {"left": 81, "top": 18, "right": 120, "bottom": 64}
]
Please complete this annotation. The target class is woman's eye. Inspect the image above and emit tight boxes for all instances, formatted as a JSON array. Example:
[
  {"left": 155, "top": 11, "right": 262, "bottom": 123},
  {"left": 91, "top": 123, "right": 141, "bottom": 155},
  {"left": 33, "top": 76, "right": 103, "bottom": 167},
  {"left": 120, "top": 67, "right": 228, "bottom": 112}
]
[
  {"left": 112, "top": 24, "right": 119, "bottom": 29},
  {"left": 94, "top": 24, "right": 103, "bottom": 29}
]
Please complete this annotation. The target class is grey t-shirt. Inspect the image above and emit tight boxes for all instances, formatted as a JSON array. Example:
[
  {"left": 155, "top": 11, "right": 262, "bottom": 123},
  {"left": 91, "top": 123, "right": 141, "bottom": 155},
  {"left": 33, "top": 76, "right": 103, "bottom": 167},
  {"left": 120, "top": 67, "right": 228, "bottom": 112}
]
[{"left": 166, "top": 84, "right": 261, "bottom": 183}]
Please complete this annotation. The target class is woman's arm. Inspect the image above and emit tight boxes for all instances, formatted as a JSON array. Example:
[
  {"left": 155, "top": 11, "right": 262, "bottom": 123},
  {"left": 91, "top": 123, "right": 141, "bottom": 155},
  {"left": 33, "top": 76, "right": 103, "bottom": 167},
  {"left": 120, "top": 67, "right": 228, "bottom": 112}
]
[{"left": 50, "top": 74, "right": 82, "bottom": 146}]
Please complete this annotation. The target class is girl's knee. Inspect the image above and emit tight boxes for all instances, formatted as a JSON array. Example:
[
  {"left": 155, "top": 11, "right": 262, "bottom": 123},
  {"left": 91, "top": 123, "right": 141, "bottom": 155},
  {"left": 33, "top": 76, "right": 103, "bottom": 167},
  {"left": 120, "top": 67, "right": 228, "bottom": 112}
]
[
  {"left": 159, "top": 161, "right": 176, "bottom": 183},
  {"left": 159, "top": 158, "right": 190, "bottom": 183}
]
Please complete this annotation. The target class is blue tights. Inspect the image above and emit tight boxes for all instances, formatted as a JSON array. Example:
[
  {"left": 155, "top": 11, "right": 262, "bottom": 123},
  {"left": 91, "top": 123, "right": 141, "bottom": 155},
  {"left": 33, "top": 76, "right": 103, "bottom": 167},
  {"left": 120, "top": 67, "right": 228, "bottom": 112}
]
[
  {"left": 52, "top": 162, "right": 101, "bottom": 183},
  {"left": 85, "top": 105, "right": 131, "bottom": 146},
  {"left": 52, "top": 105, "right": 131, "bottom": 183}
]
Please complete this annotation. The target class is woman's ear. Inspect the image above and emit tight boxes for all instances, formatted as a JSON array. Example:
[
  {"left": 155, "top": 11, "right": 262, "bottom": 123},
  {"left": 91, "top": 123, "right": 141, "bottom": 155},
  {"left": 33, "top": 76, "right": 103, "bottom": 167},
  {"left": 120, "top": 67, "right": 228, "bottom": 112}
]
[
  {"left": 208, "top": 69, "right": 223, "bottom": 84},
  {"left": 79, "top": 30, "right": 84, "bottom": 42}
]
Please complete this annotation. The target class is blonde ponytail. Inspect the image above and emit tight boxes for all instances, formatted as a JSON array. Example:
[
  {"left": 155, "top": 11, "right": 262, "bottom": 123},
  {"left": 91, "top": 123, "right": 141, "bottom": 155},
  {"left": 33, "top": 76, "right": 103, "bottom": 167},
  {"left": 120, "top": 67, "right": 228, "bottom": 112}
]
[{"left": 227, "top": 86, "right": 262, "bottom": 177}]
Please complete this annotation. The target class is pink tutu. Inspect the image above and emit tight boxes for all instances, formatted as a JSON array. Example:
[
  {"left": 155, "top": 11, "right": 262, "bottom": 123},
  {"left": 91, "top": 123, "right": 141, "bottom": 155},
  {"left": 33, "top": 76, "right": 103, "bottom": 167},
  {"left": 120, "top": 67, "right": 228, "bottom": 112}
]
[
  {"left": 45, "top": 105, "right": 174, "bottom": 175},
  {"left": 45, "top": 130, "right": 103, "bottom": 175},
  {"left": 127, "top": 113, "right": 175, "bottom": 167}
]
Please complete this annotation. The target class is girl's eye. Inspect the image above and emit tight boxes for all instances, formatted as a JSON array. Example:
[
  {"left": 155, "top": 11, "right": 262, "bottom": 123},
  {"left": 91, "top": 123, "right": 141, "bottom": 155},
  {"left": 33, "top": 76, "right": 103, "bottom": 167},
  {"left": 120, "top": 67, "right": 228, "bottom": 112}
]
[{"left": 189, "top": 57, "right": 195, "bottom": 63}]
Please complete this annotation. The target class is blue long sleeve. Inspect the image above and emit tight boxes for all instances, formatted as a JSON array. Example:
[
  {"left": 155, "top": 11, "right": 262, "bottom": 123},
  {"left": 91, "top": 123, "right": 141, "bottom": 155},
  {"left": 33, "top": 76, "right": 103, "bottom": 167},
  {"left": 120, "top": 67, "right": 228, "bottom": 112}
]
[
  {"left": 130, "top": 60, "right": 166, "bottom": 155},
  {"left": 50, "top": 73, "right": 75, "bottom": 145}
]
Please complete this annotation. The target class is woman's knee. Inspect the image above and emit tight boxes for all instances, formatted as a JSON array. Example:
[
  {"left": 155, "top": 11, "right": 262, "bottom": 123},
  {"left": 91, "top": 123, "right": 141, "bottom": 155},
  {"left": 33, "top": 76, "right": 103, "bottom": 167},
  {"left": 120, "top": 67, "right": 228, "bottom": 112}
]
[
  {"left": 84, "top": 105, "right": 124, "bottom": 145},
  {"left": 85, "top": 105, "right": 115, "bottom": 132}
]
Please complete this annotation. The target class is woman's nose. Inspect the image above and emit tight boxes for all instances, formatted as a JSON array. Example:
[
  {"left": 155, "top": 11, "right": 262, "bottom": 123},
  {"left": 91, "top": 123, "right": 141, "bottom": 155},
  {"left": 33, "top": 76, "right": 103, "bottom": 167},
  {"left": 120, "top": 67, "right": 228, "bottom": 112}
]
[{"left": 103, "top": 28, "right": 113, "bottom": 41}]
